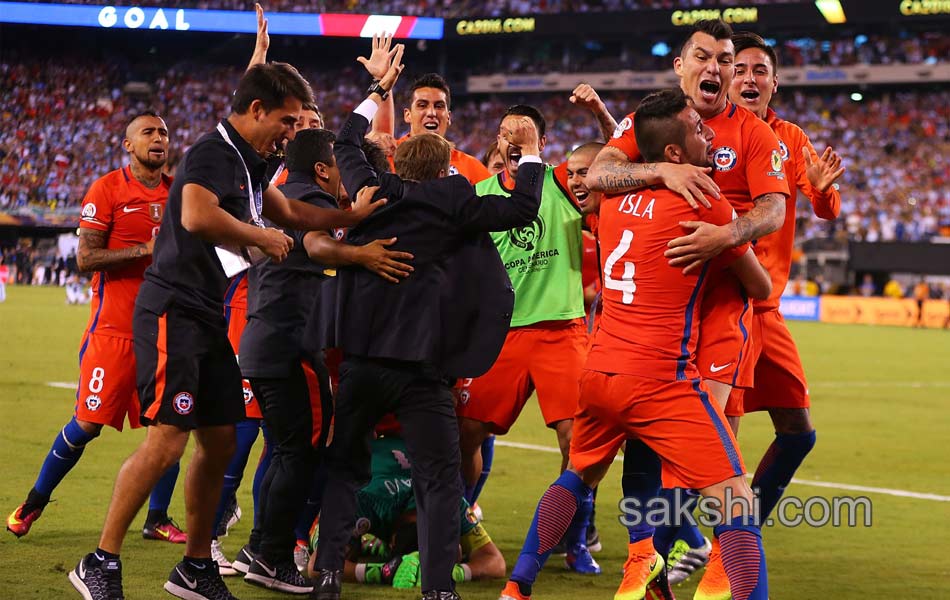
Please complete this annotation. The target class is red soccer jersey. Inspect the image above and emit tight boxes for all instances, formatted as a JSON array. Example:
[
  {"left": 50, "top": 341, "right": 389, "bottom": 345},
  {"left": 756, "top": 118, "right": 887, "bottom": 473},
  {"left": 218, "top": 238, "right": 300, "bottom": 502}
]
[
  {"left": 607, "top": 103, "right": 790, "bottom": 216},
  {"left": 586, "top": 188, "right": 749, "bottom": 381},
  {"left": 79, "top": 166, "right": 170, "bottom": 339},
  {"left": 392, "top": 134, "right": 492, "bottom": 185},
  {"left": 755, "top": 108, "right": 841, "bottom": 310}
]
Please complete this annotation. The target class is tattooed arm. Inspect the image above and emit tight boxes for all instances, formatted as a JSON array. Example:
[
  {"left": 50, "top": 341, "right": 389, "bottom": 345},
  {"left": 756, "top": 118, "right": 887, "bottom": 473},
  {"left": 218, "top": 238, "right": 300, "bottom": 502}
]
[
  {"left": 664, "top": 192, "right": 787, "bottom": 275},
  {"left": 77, "top": 228, "right": 153, "bottom": 273},
  {"left": 587, "top": 147, "right": 720, "bottom": 208}
]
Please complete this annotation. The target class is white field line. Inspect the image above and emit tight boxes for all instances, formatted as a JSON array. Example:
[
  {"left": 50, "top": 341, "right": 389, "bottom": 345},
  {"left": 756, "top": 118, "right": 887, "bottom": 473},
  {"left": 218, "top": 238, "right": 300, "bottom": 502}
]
[
  {"left": 46, "top": 381, "right": 77, "bottom": 390},
  {"left": 494, "top": 440, "right": 950, "bottom": 503},
  {"left": 810, "top": 381, "right": 950, "bottom": 388}
]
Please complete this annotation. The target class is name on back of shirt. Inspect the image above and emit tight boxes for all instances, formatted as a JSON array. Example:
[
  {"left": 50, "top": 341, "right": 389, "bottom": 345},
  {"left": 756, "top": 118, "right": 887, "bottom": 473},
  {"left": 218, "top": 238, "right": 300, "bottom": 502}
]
[{"left": 617, "top": 193, "right": 656, "bottom": 219}]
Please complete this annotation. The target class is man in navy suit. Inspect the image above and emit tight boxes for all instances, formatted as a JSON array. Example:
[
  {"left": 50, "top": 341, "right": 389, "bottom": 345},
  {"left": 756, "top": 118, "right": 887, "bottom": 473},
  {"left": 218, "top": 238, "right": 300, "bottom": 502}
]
[{"left": 311, "top": 45, "right": 544, "bottom": 600}]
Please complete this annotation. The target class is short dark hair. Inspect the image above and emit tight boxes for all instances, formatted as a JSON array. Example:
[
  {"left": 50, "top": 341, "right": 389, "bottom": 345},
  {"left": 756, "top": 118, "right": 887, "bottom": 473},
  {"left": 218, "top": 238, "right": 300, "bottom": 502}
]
[
  {"left": 394, "top": 133, "right": 451, "bottom": 181},
  {"left": 634, "top": 88, "right": 691, "bottom": 163},
  {"left": 232, "top": 62, "right": 315, "bottom": 114},
  {"left": 286, "top": 128, "right": 336, "bottom": 174},
  {"left": 733, "top": 31, "right": 779, "bottom": 72},
  {"left": 127, "top": 109, "right": 161, "bottom": 127},
  {"left": 409, "top": 73, "right": 451, "bottom": 108},
  {"left": 680, "top": 19, "right": 734, "bottom": 56},
  {"left": 361, "top": 139, "right": 391, "bottom": 174},
  {"left": 503, "top": 105, "right": 546, "bottom": 139}
]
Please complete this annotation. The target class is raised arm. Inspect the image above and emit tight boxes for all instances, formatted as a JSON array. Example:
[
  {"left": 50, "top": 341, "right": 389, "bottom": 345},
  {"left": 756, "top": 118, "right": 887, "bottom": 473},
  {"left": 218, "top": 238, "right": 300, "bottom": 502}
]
[
  {"left": 569, "top": 84, "right": 618, "bottom": 142},
  {"left": 336, "top": 42, "right": 406, "bottom": 197},
  {"left": 358, "top": 34, "right": 400, "bottom": 137},
  {"left": 800, "top": 144, "right": 843, "bottom": 220},
  {"left": 246, "top": 3, "right": 269, "bottom": 71}
]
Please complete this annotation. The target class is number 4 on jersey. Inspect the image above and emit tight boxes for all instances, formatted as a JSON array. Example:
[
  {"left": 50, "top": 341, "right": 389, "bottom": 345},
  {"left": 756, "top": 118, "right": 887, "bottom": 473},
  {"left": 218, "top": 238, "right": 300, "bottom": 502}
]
[{"left": 604, "top": 230, "right": 636, "bottom": 304}]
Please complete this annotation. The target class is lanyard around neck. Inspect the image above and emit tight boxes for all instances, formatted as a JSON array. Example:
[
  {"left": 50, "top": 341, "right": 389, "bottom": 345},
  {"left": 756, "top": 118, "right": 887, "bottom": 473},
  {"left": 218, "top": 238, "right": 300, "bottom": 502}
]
[{"left": 216, "top": 123, "right": 264, "bottom": 227}]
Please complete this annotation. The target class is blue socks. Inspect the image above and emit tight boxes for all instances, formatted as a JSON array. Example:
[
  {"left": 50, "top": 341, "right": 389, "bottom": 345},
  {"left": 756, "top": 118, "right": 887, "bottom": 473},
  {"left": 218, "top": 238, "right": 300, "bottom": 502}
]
[
  {"left": 511, "top": 470, "right": 592, "bottom": 590},
  {"left": 466, "top": 434, "right": 495, "bottom": 504},
  {"left": 212, "top": 419, "right": 261, "bottom": 535},
  {"left": 33, "top": 417, "right": 99, "bottom": 498},
  {"left": 715, "top": 518, "right": 768, "bottom": 600},
  {"left": 752, "top": 430, "right": 816, "bottom": 520},
  {"left": 149, "top": 462, "right": 180, "bottom": 512},
  {"left": 620, "top": 439, "right": 661, "bottom": 544}
]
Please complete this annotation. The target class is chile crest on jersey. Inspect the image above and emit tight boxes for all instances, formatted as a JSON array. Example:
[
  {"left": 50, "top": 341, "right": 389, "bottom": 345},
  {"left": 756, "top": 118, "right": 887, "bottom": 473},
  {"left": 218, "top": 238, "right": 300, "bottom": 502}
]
[{"left": 713, "top": 146, "right": 738, "bottom": 172}]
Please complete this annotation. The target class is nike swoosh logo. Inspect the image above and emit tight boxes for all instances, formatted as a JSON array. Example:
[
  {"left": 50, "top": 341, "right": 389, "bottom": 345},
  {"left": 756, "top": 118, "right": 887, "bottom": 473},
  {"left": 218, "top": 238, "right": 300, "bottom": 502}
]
[
  {"left": 177, "top": 567, "right": 198, "bottom": 590},
  {"left": 122, "top": 206, "right": 142, "bottom": 213},
  {"left": 78, "top": 561, "right": 87, "bottom": 579},
  {"left": 258, "top": 562, "right": 277, "bottom": 577},
  {"left": 53, "top": 450, "right": 67, "bottom": 460},
  {"left": 709, "top": 362, "right": 733, "bottom": 373}
]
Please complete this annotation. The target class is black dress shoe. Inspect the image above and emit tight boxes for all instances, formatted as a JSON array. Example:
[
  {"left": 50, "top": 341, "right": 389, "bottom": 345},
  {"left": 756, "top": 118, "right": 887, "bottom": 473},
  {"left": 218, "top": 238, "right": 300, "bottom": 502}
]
[
  {"left": 309, "top": 569, "right": 342, "bottom": 600},
  {"left": 421, "top": 591, "right": 462, "bottom": 600}
]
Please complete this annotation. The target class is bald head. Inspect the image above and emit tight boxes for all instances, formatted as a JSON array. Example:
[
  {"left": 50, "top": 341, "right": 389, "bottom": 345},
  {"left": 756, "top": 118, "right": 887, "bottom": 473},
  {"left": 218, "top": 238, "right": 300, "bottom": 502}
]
[{"left": 567, "top": 141, "right": 604, "bottom": 215}]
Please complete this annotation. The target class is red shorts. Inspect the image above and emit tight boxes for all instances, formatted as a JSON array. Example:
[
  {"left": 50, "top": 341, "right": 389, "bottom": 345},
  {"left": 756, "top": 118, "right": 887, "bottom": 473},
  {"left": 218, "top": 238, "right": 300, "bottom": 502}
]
[
  {"left": 455, "top": 321, "right": 587, "bottom": 435},
  {"left": 725, "top": 309, "right": 810, "bottom": 417},
  {"left": 697, "top": 271, "right": 754, "bottom": 388},
  {"left": 75, "top": 332, "right": 140, "bottom": 431},
  {"left": 226, "top": 305, "right": 262, "bottom": 420},
  {"left": 571, "top": 370, "right": 745, "bottom": 490}
]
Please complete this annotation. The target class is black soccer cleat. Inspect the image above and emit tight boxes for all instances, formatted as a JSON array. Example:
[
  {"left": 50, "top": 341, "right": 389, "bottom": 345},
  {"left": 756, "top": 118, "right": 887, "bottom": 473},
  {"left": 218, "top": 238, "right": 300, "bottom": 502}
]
[
  {"left": 230, "top": 543, "right": 259, "bottom": 575},
  {"left": 244, "top": 557, "right": 313, "bottom": 594}
]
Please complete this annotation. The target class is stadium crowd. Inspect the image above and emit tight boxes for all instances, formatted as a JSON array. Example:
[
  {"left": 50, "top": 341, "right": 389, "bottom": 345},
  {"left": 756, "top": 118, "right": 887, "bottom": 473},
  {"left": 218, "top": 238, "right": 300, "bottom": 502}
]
[{"left": 3, "top": 58, "right": 948, "bottom": 242}]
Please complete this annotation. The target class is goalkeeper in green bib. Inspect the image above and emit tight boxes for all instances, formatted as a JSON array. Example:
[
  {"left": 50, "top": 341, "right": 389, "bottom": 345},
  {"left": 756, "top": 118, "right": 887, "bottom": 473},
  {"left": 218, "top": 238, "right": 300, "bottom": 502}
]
[{"left": 307, "top": 434, "right": 505, "bottom": 588}]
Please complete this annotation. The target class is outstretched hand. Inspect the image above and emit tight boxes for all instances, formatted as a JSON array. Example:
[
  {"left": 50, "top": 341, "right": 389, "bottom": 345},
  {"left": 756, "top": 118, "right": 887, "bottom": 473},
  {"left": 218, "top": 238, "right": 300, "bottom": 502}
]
[
  {"left": 803, "top": 146, "right": 845, "bottom": 193},
  {"left": 569, "top": 83, "right": 604, "bottom": 112},
  {"left": 357, "top": 33, "right": 400, "bottom": 80},
  {"left": 378, "top": 43, "right": 405, "bottom": 92}
]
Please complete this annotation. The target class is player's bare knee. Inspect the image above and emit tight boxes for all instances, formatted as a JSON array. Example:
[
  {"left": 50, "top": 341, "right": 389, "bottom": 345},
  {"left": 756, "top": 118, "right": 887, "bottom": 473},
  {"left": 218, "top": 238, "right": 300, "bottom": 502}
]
[
  {"left": 575, "top": 461, "right": 609, "bottom": 489},
  {"left": 770, "top": 407, "right": 813, "bottom": 435},
  {"left": 701, "top": 475, "right": 755, "bottom": 521},
  {"left": 458, "top": 417, "right": 490, "bottom": 454}
]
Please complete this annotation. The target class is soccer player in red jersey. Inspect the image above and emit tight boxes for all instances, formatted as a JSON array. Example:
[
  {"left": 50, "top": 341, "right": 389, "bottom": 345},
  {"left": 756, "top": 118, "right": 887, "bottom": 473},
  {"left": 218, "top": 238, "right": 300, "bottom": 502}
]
[
  {"left": 702, "top": 30, "right": 843, "bottom": 585},
  {"left": 499, "top": 88, "right": 773, "bottom": 600},
  {"left": 6, "top": 112, "right": 185, "bottom": 544}
]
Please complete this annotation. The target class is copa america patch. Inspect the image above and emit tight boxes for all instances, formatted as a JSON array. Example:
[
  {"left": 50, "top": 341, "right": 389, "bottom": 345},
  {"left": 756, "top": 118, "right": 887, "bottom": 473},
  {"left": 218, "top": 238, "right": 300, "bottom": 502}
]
[
  {"left": 173, "top": 392, "right": 194, "bottom": 415},
  {"left": 84, "top": 394, "right": 102, "bottom": 411},
  {"left": 81, "top": 203, "right": 97, "bottom": 219},
  {"left": 714, "top": 146, "right": 738, "bottom": 172},
  {"left": 613, "top": 116, "right": 632, "bottom": 139}
]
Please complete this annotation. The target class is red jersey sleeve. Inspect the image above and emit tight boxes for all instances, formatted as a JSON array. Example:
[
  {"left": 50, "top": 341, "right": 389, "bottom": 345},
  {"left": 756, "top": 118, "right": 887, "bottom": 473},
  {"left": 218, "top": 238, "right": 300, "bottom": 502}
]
[
  {"left": 79, "top": 176, "right": 114, "bottom": 232},
  {"left": 743, "top": 117, "right": 790, "bottom": 202},
  {"left": 792, "top": 128, "right": 841, "bottom": 221},
  {"left": 453, "top": 150, "right": 491, "bottom": 185},
  {"left": 605, "top": 112, "right": 641, "bottom": 162}
]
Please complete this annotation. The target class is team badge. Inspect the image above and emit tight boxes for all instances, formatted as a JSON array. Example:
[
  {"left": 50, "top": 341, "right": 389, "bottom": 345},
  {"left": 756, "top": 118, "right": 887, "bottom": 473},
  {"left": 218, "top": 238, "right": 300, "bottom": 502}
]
[
  {"left": 508, "top": 214, "right": 545, "bottom": 252},
  {"left": 149, "top": 202, "right": 163, "bottom": 222},
  {"left": 613, "top": 116, "right": 632, "bottom": 139},
  {"left": 354, "top": 517, "right": 371, "bottom": 536},
  {"left": 85, "top": 394, "right": 102, "bottom": 411},
  {"left": 458, "top": 389, "right": 470, "bottom": 406},
  {"left": 332, "top": 228, "right": 346, "bottom": 241},
  {"left": 778, "top": 140, "right": 789, "bottom": 162},
  {"left": 242, "top": 384, "right": 254, "bottom": 405},
  {"left": 81, "top": 203, "right": 97, "bottom": 219},
  {"left": 173, "top": 392, "right": 194, "bottom": 415},
  {"left": 713, "top": 146, "right": 738, "bottom": 172},
  {"left": 771, "top": 149, "right": 784, "bottom": 172},
  {"left": 448, "top": 164, "right": 460, "bottom": 176}
]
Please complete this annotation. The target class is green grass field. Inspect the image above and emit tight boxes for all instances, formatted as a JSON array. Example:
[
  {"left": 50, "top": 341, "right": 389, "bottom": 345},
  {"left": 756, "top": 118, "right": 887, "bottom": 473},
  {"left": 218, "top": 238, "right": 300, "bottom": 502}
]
[{"left": 1, "top": 285, "right": 948, "bottom": 599}]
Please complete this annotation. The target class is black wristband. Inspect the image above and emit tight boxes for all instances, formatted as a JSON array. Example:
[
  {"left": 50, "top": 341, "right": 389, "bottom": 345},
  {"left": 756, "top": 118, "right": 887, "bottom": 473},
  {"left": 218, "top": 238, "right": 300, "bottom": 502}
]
[{"left": 367, "top": 80, "right": 389, "bottom": 100}]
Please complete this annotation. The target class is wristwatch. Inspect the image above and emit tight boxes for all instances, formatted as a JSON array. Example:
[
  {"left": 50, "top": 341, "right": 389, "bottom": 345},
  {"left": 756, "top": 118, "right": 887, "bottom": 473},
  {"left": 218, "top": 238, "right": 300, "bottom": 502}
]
[{"left": 367, "top": 80, "right": 389, "bottom": 100}]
